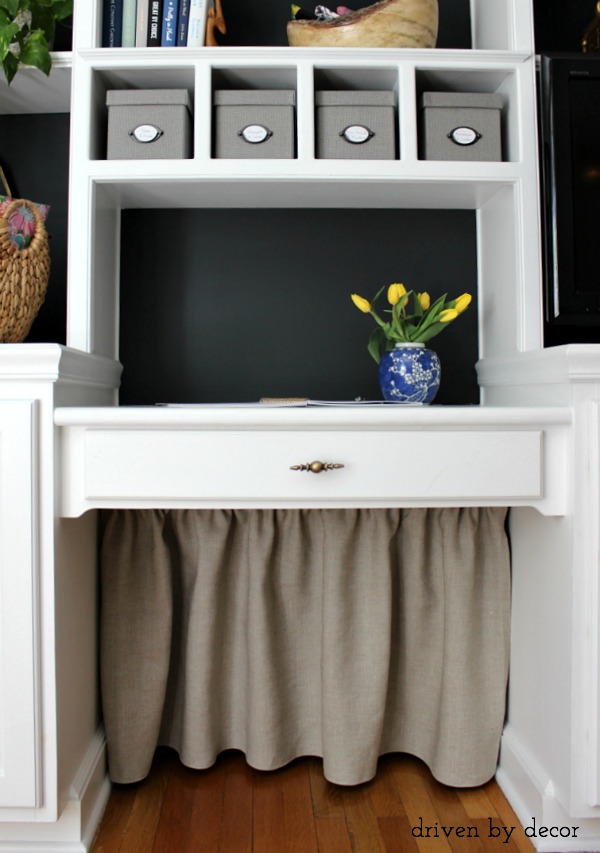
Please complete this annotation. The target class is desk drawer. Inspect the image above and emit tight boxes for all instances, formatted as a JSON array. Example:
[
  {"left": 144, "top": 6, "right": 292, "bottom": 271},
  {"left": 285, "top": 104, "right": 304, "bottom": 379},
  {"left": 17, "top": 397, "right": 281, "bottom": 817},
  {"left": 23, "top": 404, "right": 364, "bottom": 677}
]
[{"left": 80, "top": 428, "right": 542, "bottom": 504}]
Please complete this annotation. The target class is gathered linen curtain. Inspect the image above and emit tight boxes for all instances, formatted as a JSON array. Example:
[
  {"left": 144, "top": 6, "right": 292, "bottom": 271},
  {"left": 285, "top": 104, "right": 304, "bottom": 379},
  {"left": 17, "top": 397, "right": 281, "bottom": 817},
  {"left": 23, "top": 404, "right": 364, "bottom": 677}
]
[{"left": 100, "top": 507, "right": 510, "bottom": 787}]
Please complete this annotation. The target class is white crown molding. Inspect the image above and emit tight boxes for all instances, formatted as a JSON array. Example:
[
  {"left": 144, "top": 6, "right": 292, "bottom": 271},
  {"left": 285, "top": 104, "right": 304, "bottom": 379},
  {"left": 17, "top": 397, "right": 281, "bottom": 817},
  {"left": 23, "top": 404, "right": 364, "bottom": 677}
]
[
  {"left": 478, "top": 346, "right": 600, "bottom": 387},
  {"left": 0, "top": 345, "right": 121, "bottom": 387}
]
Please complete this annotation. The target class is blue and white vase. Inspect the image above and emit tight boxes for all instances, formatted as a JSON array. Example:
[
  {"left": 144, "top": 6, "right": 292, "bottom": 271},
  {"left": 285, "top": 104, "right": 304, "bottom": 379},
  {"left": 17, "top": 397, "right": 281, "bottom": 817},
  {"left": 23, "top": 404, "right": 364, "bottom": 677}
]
[{"left": 378, "top": 342, "right": 441, "bottom": 404}]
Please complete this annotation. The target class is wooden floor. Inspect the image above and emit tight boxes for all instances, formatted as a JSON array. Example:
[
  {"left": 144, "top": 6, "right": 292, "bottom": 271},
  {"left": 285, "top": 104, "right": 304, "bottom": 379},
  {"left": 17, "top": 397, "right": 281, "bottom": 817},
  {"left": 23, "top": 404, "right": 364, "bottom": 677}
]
[{"left": 91, "top": 749, "right": 535, "bottom": 853}]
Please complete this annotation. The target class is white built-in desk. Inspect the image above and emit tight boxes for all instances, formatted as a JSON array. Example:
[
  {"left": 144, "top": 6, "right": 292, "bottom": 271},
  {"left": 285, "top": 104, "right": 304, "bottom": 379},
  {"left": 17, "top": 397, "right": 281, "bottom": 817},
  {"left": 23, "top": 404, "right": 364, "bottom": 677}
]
[
  {"left": 54, "top": 405, "right": 570, "bottom": 517},
  {"left": 0, "top": 341, "right": 596, "bottom": 850}
]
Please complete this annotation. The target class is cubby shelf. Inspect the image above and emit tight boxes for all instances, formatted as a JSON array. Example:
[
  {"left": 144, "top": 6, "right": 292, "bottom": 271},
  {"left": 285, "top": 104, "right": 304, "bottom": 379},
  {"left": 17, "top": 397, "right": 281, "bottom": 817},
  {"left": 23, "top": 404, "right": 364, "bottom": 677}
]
[{"left": 65, "top": 39, "right": 542, "bottom": 385}]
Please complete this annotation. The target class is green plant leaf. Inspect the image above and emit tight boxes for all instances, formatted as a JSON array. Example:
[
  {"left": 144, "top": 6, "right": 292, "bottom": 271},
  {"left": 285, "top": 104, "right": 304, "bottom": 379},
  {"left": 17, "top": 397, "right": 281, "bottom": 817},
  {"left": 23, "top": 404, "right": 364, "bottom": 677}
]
[
  {"left": 0, "top": 0, "right": 71, "bottom": 83},
  {"left": 19, "top": 27, "right": 50, "bottom": 74},
  {"left": 368, "top": 285, "right": 386, "bottom": 311},
  {"left": 48, "top": 0, "right": 73, "bottom": 20},
  {"left": 408, "top": 293, "right": 449, "bottom": 339},
  {"left": 0, "top": 1, "right": 21, "bottom": 19},
  {"left": 415, "top": 318, "right": 457, "bottom": 343},
  {"left": 396, "top": 292, "right": 410, "bottom": 312},
  {"left": 31, "top": 0, "right": 74, "bottom": 38},
  {"left": 367, "top": 327, "right": 386, "bottom": 364},
  {"left": 2, "top": 48, "right": 18, "bottom": 82},
  {"left": 395, "top": 313, "right": 412, "bottom": 342},
  {"left": 30, "top": 1, "right": 56, "bottom": 41},
  {"left": 413, "top": 292, "right": 424, "bottom": 317},
  {"left": 0, "top": 21, "right": 19, "bottom": 57},
  {"left": 370, "top": 307, "right": 391, "bottom": 331},
  {"left": 423, "top": 292, "right": 448, "bottom": 318}
]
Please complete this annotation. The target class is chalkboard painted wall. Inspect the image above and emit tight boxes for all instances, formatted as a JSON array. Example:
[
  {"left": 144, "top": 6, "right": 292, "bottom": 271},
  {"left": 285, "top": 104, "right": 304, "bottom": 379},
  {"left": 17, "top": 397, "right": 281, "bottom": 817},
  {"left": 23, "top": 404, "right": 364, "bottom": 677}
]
[
  {"left": 0, "top": 0, "right": 597, "bottom": 399},
  {"left": 119, "top": 208, "right": 478, "bottom": 405}
]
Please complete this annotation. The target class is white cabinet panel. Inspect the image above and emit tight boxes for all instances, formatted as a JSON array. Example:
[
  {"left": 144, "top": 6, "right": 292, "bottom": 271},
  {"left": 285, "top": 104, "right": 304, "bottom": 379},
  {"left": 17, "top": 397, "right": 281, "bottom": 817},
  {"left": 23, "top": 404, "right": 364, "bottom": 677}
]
[
  {"left": 81, "top": 427, "right": 542, "bottom": 504},
  {"left": 0, "top": 401, "right": 39, "bottom": 808}
]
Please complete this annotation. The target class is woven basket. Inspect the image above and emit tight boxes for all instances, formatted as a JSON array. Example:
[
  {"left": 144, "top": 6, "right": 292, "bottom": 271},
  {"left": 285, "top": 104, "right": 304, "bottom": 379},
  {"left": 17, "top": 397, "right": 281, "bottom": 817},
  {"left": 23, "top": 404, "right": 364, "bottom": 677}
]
[{"left": 0, "top": 196, "right": 50, "bottom": 343}]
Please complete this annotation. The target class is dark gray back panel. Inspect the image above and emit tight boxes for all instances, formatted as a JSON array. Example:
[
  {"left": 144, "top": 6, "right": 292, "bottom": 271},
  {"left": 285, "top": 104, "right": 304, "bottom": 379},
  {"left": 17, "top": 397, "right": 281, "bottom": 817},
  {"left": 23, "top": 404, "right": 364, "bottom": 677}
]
[{"left": 119, "top": 208, "right": 479, "bottom": 405}]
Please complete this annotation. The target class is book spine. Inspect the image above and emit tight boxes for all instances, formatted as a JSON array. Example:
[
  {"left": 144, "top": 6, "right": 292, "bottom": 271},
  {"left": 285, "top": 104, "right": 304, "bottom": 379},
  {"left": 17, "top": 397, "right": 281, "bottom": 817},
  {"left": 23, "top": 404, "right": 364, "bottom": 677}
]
[
  {"left": 102, "top": 0, "right": 124, "bottom": 47},
  {"left": 176, "top": 0, "right": 190, "bottom": 45},
  {"left": 135, "top": 0, "right": 149, "bottom": 46},
  {"left": 147, "top": 0, "right": 164, "bottom": 45},
  {"left": 161, "top": 0, "right": 179, "bottom": 45},
  {"left": 121, "top": 0, "right": 137, "bottom": 46},
  {"left": 187, "top": 0, "right": 207, "bottom": 46}
]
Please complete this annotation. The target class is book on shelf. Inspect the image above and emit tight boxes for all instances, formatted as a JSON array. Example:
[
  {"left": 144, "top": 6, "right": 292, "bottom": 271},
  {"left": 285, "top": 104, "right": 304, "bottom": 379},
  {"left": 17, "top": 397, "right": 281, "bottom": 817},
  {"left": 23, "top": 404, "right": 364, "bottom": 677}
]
[
  {"left": 100, "top": 0, "right": 212, "bottom": 49},
  {"left": 136, "top": 0, "right": 149, "bottom": 46},
  {"left": 187, "top": 0, "right": 208, "bottom": 46},
  {"left": 121, "top": 0, "right": 137, "bottom": 46},
  {"left": 102, "top": 0, "right": 123, "bottom": 46},
  {"left": 162, "top": 0, "right": 179, "bottom": 45},
  {"left": 177, "top": 0, "right": 190, "bottom": 45},
  {"left": 147, "top": 0, "right": 164, "bottom": 45}
]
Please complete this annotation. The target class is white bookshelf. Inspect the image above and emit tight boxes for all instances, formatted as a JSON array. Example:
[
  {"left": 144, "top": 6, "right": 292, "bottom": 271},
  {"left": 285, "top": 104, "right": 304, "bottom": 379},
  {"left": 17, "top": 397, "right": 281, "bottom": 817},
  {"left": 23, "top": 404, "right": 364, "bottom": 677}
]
[{"left": 6, "top": 3, "right": 600, "bottom": 852}]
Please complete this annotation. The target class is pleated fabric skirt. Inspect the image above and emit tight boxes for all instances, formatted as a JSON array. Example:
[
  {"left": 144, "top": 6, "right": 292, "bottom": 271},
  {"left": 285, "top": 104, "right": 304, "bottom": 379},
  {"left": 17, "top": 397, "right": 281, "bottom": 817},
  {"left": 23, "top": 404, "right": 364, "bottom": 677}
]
[{"left": 100, "top": 507, "right": 510, "bottom": 787}]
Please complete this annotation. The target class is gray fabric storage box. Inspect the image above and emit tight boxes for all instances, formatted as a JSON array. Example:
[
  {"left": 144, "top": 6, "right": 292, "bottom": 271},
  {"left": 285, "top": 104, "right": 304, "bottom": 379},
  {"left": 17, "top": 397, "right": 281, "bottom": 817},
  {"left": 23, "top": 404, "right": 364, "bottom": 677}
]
[
  {"left": 106, "top": 89, "right": 193, "bottom": 160},
  {"left": 316, "top": 91, "right": 397, "bottom": 160},
  {"left": 213, "top": 90, "right": 296, "bottom": 159},
  {"left": 419, "top": 92, "right": 503, "bottom": 161}
]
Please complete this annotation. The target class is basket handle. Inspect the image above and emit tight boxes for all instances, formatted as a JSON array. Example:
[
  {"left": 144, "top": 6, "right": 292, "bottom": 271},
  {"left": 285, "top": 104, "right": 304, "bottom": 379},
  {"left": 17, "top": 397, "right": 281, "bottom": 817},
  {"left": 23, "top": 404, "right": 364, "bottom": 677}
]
[{"left": 0, "top": 167, "right": 11, "bottom": 198}]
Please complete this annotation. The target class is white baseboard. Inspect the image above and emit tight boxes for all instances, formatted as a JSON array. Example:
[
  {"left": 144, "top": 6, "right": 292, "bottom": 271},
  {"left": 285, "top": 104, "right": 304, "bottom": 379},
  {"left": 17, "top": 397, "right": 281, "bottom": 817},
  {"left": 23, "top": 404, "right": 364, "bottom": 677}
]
[
  {"left": 73, "top": 726, "right": 112, "bottom": 852},
  {"left": 0, "top": 727, "right": 111, "bottom": 852},
  {"left": 498, "top": 726, "right": 600, "bottom": 852}
]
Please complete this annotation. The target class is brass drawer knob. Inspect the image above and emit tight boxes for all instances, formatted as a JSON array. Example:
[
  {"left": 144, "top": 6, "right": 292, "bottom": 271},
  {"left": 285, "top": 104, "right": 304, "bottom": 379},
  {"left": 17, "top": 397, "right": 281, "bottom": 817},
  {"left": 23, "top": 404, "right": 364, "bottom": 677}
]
[{"left": 290, "top": 461, "right": 345, "bottom": 474}]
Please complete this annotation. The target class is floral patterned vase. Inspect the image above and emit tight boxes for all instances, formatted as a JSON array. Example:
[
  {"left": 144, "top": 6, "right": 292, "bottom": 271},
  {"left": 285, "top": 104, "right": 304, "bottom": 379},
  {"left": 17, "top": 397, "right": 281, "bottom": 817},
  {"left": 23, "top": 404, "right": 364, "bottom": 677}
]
[{"left": 378, "top": 342, "right": 441, "bottom": 404}]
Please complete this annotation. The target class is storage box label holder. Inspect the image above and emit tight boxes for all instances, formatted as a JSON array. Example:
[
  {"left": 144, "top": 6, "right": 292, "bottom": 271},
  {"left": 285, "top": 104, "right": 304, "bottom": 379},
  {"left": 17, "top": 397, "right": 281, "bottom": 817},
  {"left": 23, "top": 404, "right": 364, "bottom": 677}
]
[
  {"left": 239, "top": 124, "right": 273, "bottom": 144},
  {"left": 130, "top": 124, "right": 164, "bottom": 144},
  {"left": 448, "top": 126, "right": 481, "bottom": 146},
  {"left": 341, "top": 124, "right": 375, "bottom": 144}
]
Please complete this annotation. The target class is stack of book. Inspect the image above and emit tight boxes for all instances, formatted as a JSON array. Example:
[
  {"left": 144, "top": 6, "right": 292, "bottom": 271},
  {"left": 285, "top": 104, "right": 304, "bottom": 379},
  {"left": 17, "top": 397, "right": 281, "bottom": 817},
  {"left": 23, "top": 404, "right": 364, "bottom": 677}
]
[{"left": 102, "top": 0, "right": 209, "bottom": 47}]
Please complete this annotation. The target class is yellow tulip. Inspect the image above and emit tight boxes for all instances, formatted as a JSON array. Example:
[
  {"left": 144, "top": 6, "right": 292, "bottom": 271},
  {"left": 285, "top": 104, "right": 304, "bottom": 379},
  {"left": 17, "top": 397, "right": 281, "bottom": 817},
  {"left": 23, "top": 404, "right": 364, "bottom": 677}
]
[
  {"left": 417, "top": 292, "right": 430, "bottom": 311},
  {"left": 439, "top": 308, "right": 459, "bottom": 323},
  {"left": 387, "top": 283, "right": 407, "bottom": 305},
  {"left": 351, "top": 293, "right": 371, "bottom": 313},
  {"left": 454, "top": 293, "right": 472, "bottom": 313}
]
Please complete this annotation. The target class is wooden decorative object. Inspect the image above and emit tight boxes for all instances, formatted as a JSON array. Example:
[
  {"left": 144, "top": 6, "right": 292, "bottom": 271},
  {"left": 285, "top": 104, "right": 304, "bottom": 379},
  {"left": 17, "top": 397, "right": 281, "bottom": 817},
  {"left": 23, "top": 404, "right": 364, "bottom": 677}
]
[
  {"left": 206, "top": 0, "right": 226, "bottom": 46},
  {"left": 287, "top": 0, "right": 438, "bottom": 48}
]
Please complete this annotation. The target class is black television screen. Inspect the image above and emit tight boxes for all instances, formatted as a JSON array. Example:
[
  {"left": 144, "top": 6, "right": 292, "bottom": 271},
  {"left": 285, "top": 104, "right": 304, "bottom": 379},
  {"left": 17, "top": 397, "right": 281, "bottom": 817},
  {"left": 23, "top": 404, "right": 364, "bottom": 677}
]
[{"left": 540, "top": 54, "right": 600, "bottom": 324}]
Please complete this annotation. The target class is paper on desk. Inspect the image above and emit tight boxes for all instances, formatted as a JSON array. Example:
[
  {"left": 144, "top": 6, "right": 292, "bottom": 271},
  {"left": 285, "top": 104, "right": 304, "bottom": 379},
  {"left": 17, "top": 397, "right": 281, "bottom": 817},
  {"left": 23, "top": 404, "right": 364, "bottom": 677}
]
[{"left": 158, "top": 399, "right": 424, "bottom": 408}]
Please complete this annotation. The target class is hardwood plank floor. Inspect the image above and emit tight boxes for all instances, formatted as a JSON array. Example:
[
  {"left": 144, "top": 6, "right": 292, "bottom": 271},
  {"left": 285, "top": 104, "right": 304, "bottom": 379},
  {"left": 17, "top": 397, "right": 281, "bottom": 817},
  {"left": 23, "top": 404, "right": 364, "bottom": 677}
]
[{"left": 91, "top": 749, "right": 535, "bottom": 853}]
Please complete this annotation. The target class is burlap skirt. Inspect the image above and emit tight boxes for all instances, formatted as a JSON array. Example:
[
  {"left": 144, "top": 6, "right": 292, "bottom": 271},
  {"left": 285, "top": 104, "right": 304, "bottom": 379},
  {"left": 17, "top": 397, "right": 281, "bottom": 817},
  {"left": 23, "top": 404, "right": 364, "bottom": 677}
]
[{"left": 100, "top": 507, "right": 510, "bottom": 787}]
